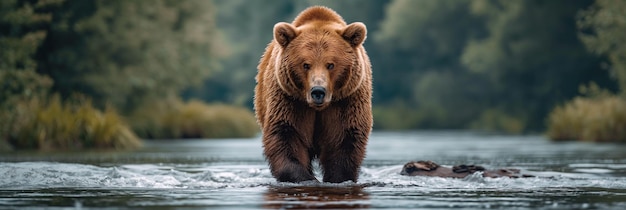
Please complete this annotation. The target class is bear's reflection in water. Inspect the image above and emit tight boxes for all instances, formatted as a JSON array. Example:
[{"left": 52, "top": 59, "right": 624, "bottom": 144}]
[{"left": 263, "top": 185, "right": 369, "bottom": 209}]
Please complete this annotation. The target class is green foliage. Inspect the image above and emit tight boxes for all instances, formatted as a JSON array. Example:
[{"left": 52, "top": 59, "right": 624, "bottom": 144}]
[
  {"left": 38, "top": 0, "right": 223, "bottom": 112},
  {"left": 374, "top": 0, "right": 483, "bottom": 104},
  {"left": 578, "top": 0, "right": 626, "bottom": 93},
  {"left": 6, "top": 96, "right": 141, "bottom": 151},
  {"left": 1, "top": 0, "right": 59, "bottom": 146},
  {"left": 547, "top": 84, "right": 626, "bottom": 142},
  {"left": 460, "top": 0, "right": 613, "bottom": 131},
  {"left": 130, "top": 98, "right": 258, "bottom": 139},
  {"left": 1, "top": 0, "right": 143, "bottom": 150},
  {"left": 372, "top": 0, "right": 616, "bottom": 132},
  {"left": 0, "top": 0, "right": 55, "bottom": 101},
  {"left": 546, "top": 0, "right": 626, "bottom": 142}
]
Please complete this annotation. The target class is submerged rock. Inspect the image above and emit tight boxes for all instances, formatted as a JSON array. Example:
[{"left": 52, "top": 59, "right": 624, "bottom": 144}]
[{"left": 400, "top": 160, "right": 534, "bottom": 178}]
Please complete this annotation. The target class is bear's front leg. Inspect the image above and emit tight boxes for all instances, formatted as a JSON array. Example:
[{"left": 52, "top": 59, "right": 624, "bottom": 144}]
[
  {"left": 320, "top": 128, "right": 368, "bottom": 183},
  {"left": 317, "top": 94, "right": 371, "bottom": 183},
  {"left": 263, "top": 121, "right": 317, "bottom": 183}
]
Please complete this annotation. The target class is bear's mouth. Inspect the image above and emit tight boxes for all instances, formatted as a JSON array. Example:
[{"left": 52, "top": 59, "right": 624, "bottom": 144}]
[{"left": 308, "top": 99, "right": 329, "bottom": 110}]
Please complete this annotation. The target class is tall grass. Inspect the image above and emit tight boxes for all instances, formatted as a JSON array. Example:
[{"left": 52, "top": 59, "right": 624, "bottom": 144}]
[
  {"left": 5, "top": 96, "right": 142, "bottom": 151},
  {"left": 547, "top": 92, "right": 626, "bottom": 143},
  {"left": 130, "top": 99, "right": 259, "bottom": 139}
]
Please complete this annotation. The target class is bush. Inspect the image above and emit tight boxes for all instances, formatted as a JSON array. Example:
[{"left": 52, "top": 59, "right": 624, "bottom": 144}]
[
  {"left": 130, "top": 99, "right": 259, "bottom": 139},
  {"left": 4, "top": 96, "right": 142, "bottom": 151},
  {"left": 547, "top": 92, "right": 626, "bottom": 143}
]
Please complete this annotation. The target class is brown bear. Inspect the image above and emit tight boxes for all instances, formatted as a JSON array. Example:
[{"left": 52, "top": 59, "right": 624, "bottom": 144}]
[
  {"left": 254, "top": 6, "right": 372, "bottom": 183},
  {"left": 401, "top": 161, "right": 535, "bottom": 178}
]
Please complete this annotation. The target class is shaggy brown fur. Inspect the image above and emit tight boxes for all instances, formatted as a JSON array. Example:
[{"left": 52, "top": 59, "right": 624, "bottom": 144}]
[
  {"left": 255, "top": 6, "right": 372, "bottom": 183},
  {"left": 401, "top": 161, "right": 534, "bottom": 178}
]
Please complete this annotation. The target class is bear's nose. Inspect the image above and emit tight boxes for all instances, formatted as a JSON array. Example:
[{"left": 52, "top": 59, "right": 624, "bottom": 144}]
[{"left": 310, "top": 86, "right": 326, "bottom": 105}]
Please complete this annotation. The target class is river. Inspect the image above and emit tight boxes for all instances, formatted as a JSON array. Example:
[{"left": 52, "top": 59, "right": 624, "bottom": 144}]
[{"left": 1, "top": 131, "right": 626, "bottom": 209}]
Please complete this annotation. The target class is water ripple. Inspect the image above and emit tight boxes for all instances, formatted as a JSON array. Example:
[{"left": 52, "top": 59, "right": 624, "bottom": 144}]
[{"left": 1, "top": 162, "right": 625, "bottom": 191}]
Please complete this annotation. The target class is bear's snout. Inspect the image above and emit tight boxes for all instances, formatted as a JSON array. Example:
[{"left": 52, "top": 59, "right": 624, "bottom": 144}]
[{"left": 310, "top": 86, "right": 326, "bottom": 105}]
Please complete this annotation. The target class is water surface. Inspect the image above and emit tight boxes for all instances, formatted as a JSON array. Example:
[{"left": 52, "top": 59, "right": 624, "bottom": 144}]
[{"left": 2, "top": 131, "right": 626, "bottom": 209}]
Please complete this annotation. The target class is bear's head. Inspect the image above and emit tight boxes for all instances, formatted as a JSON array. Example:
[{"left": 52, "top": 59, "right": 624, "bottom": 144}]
[{"left": 272, "top": 16, "right": 367, "bottom": 110}]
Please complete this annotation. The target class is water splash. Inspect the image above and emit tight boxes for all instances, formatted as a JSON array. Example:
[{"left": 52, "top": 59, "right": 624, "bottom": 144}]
[
  {"left": 0, "top": 162, "right": 275, "bottom": 189},
  {"left": 1, "top": 162, "right": 625, "bottom": 191}
]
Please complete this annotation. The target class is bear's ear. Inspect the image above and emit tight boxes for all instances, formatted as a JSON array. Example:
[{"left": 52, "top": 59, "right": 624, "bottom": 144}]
[
  {"left": 342, "top": 22, "right": 367, "bottom": 47},
  {"left": 274, "top": 22, "right": 298, "bottom": 47}
]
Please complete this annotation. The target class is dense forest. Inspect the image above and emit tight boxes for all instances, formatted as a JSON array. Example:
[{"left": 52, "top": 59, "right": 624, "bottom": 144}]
[{"left": 1, "top": 0, "right": 625, "bottom": 150}]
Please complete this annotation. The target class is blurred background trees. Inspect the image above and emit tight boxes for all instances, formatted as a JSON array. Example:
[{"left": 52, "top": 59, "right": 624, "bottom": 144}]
[
  {"left": 1, "top": 0, "right": 58, "bottom": 149},
  {"left": 578, "top": 0, "right": 626, "bottom": 94},
  {"left": 37, "top": 0, "right": 222, "bottom": 112},
  {"left": 2, "top": 0, "right": 625, "bottom": 148},
  {"left": 0, "top": 0, "right": 55, "bottom": 112},
  {"left": 1, "top": 0, "right": 247, "bottom": 150}
]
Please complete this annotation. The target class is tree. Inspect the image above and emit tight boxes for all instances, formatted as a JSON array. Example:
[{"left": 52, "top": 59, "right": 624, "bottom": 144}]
[
  {"left": 0, "top": 0, "right": 58, "bottom": 104},
  {"left": 37, "top": 0, "right": 223, "bottom": 112},
  {"left": 373, "top": 0, "right": 488, "bottom": 128},
  {"left": 1, "top": 0, "right": 59, "bottom": 140},
  {"left": 578, "top": 0, "right": 626, "bottom": 94},
  {"left": 462, "top": 0, "right": 616, "bottom": 131},
  {"left": 370, "top": 0, "right": 617, "bottom": 131}
]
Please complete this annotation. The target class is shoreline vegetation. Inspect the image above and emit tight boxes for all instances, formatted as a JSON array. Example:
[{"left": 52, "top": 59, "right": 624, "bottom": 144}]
[
  {"left": 1, "top": 97, "right": 259, "bottom": 152},
  {"left": 547, "top": 85, "right": 626, "bottom": 143},
  {"left": 1, "top": 96, "right": 142, "bottom": 151},
  {"left": 129, "top": 99, "right": 258, "bottom": 140}
]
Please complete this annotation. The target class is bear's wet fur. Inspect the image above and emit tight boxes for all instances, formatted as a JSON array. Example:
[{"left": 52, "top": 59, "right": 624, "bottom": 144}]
[{"left": 254, "top": 6, "right": 372, "bottom": 183}]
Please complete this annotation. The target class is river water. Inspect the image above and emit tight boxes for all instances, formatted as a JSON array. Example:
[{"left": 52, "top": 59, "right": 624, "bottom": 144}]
[{"left": 1, "top": 131, "right": 626, "bottom": 209}]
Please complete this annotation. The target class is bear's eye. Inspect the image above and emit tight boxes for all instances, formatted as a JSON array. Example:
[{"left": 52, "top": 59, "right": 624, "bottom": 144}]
[
  {"left": 327, "top": 63, "right": 334, "bottom": 70},
  {"left": 303, "top": 63, "right": 311, "bottom": 70}
]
